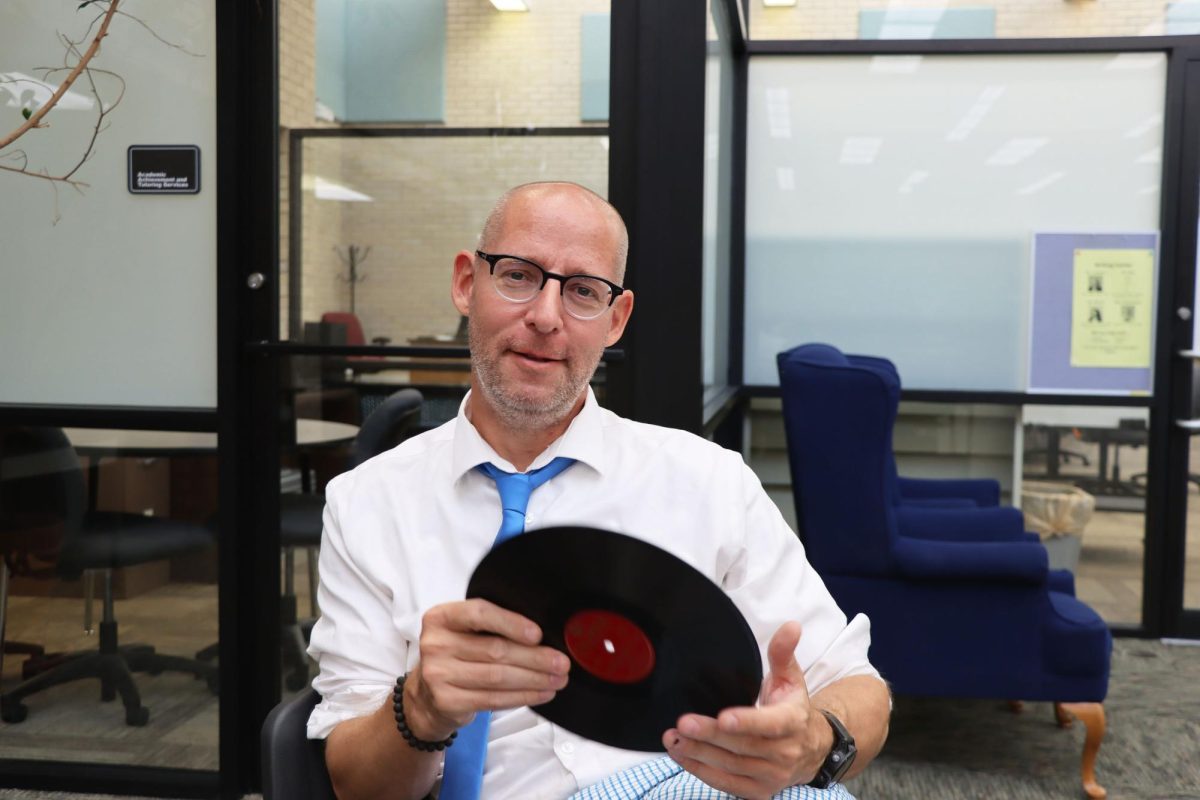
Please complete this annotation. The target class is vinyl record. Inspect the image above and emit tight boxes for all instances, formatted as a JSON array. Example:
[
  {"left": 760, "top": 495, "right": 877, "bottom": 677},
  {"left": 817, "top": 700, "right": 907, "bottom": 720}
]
[{"left": 466, "top": 525, "right": 763, "bottom": 752}]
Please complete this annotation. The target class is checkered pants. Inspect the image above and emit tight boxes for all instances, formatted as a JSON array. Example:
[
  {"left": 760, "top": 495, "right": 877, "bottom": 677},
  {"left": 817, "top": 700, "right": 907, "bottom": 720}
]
[{"left": 569, "top": 757, "right": 856, "bottom": 800}]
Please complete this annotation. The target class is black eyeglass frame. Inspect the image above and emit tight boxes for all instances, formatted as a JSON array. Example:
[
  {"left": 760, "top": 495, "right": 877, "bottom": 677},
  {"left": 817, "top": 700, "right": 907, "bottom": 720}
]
[{"left": 475, "top": 250, "right": 626, "bottom": 312}]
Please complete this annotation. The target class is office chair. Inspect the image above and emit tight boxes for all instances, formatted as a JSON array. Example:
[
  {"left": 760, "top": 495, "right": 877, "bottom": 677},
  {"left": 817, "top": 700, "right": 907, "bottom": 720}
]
[
  {"left": 261, "top": 688, "right": 336, "bottom": 800},
  {"left": 0, "top": 426, "right": 217, "bottom": 726},
  {"left": 279, "top": 389, "right": 423, "bottom": 690},
  {"left": 777, "top": 344, "right": 1112, "bottom": 799}
]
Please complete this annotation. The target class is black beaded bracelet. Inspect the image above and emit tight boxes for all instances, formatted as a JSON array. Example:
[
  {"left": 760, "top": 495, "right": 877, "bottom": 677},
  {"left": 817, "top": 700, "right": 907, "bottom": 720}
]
[{"left": 393, "top": 674, "right": 457, "bottom": 752}]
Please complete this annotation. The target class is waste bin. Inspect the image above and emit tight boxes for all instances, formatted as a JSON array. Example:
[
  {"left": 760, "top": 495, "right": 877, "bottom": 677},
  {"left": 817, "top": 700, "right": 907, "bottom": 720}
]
[{"left": 1021, "top": 481, "right": 1095, "bottom": 572}]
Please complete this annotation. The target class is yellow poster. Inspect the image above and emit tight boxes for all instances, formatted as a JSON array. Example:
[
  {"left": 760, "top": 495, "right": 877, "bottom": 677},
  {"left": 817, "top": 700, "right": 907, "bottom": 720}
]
[{"left": 1070, "top": 248, "right": 1154, "bottom": 368}]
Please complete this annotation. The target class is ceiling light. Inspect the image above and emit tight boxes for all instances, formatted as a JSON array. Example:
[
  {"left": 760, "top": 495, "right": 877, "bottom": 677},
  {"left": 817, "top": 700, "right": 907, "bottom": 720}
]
[
  {"left": 312, "top": 176, "right": 373, "bottom": 202},
  {"left": 839, "top": 137, "right": 882, "bottom": 165},
  {"left": 1016, "top": 171, "right": 1065, "bottom": 196},
  {"left": 762, "top": 0, "right": 797, "bottom": 6},
  {"left": 985, "top": 137, "right": 1047, "bottom": 166},
  {"left": 490, "top": 0, "right": 529, "bottom": 10}
]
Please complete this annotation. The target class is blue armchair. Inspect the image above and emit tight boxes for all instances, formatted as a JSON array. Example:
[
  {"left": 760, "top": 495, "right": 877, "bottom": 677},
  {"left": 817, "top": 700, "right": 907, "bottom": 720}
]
[{"left": 777, "top": 343, "right": 1111, "bottom": 799}]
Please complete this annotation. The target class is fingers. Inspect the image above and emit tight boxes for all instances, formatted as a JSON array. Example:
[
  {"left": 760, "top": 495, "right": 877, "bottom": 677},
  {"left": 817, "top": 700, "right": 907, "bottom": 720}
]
[
  {"left": 766, "top": 621, "right": 804, "bottom": 681},
  {"left": 426, "top": 598, "right": 544, "bottom": 644},
  {"left": 670, "top": 705, "right": 810, "bottom": 755},
  {"left": 415, "top": 600, "right": 572, "bottom": 725}
]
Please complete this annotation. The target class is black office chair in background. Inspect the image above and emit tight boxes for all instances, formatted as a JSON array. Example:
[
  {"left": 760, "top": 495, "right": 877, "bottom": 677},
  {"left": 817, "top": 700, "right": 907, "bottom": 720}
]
[
  {"left": 278, "top": 389, "right": 423, "bottom": 689},
  {"left": 0, "top": 426, "right": 216, "bottom": 726}
]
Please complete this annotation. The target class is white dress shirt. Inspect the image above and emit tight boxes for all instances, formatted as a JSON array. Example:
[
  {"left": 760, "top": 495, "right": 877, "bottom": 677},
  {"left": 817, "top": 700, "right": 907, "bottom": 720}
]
[{"left": 307, "top": 389, "right": 880, "bottom": 800}]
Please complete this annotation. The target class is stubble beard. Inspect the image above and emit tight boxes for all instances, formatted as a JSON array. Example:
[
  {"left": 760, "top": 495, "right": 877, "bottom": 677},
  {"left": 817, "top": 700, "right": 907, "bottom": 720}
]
[{"left": 468, "top": 317, "right": 603, "bottom": 432}]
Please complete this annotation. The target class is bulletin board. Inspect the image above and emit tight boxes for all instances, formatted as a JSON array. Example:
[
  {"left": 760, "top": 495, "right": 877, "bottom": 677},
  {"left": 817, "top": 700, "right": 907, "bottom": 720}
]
[{"left": 1028, "top": 232, "right": 1158, "bottom": 395}]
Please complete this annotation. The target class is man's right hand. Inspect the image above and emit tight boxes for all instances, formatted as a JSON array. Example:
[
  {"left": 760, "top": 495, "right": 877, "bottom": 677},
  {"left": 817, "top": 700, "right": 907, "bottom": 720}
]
[{"left": 404, "top": 598, "right": 571, "bottom": 741}]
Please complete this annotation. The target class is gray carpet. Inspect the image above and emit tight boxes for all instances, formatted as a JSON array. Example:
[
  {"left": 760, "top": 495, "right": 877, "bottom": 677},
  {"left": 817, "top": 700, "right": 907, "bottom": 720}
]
[{"left": 2, "top": 638, "right": 1198, "bottom": 799}]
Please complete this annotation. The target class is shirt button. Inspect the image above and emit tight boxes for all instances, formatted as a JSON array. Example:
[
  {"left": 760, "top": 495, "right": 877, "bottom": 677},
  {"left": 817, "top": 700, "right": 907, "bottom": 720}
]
[{"left": 559, "top": 742, "right": 575, "bottom": 755}]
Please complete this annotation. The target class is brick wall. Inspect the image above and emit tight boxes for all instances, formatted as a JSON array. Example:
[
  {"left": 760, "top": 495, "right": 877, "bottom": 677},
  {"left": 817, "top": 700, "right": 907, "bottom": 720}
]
[{"left": 750, "top": 0, "right": 1172, "bottom": 40}]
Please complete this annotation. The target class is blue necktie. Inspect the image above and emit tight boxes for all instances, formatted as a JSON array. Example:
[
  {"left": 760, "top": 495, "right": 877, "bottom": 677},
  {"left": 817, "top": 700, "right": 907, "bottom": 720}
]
[{"left": 439, "top": 456, "right": 576, "bottom": 800}]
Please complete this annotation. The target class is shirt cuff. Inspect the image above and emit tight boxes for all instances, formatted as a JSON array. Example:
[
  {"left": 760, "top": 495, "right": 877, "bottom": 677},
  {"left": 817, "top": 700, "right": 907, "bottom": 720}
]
[{"left": 306, "top": 684, "right": 393, "bottom": 740}]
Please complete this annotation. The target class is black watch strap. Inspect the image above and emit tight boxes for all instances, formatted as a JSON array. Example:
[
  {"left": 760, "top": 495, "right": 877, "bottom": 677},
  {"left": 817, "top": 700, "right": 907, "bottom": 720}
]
[{"left": 807, "top": 709, "right": 857, "bottom": 789}]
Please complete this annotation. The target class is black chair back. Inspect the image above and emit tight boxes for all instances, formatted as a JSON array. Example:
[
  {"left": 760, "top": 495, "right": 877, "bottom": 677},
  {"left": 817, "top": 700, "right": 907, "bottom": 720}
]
[
  {"left": 261, "top": 688, "right": 336, "bottom": 800},
  {"left": 349, "top": 388, "right": 423, "bottom": 468}
]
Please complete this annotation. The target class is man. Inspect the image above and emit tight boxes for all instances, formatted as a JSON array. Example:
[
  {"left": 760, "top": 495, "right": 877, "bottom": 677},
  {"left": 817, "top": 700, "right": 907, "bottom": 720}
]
[{"left": 307, "top": 182, "right": 891, "bottom": 800}]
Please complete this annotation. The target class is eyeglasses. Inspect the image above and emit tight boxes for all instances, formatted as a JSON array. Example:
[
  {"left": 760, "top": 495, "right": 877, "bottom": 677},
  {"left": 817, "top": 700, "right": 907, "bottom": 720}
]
[{"left": 475, "top": 250, "right": 625, "bottom": 321}]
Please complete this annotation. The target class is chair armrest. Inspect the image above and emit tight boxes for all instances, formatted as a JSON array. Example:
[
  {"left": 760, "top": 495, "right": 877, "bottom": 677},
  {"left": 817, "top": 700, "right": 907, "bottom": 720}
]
[
  {"left": 896, "top": 505, "right": 1028, "bottom": 543},
  {"left": 897, "top": 476, "right": 1000, "bottom": 507},
  {"left": 892, "top": 536, "right": 1049, "bottom": 584},
  {"left": 901, "top": 497, "right": 977, "bottom": 509},
  {"left": 1047, "top": 568, "right": 1076, "bottom": 596}
]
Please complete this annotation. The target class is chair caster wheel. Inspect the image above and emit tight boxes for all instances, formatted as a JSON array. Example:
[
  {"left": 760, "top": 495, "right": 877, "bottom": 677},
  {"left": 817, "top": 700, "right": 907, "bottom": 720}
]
[
  {"left": 125, "top": 706, "right": 150, "bottom": 726},
  {"left": 1, "top": 699, "right": 28, "bottom": 723},
  {"left": 101, "top": 683, "right": 116, "bottom": 702}
]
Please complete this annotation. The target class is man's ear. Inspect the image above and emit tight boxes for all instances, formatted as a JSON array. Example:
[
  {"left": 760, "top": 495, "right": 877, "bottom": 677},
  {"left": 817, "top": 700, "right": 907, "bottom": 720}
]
[
  {"left": 450, "top": 250, "right": 476, "bottom": 316},
  {"left": 605, "top": 290, "right": 634, "bottom": 347}
]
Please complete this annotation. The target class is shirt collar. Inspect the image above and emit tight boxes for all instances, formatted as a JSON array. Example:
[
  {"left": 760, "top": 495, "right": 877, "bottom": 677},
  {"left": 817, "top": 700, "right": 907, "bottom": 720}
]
[{"left": 450, "top": 387, "right": 607, "bottom": 482}]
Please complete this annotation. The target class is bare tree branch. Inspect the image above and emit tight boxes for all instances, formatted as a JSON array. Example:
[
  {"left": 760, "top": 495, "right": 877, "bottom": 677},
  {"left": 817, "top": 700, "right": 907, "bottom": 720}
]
[{"left": 0, "top": 0, "right": 121, "bottom": 152}]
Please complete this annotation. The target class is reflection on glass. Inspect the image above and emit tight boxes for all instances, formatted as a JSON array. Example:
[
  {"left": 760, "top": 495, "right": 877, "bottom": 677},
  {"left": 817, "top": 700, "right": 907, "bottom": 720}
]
[
  {"left": 1021, "top": 406, "right": 1148, "bottom": 625},
  {"left": 0, "top": 427, "right": 219, "bottom": 768},
  {"left": 1186, "top": 434, "right": 1200, "bottom": 613},
  {"left": 702, "top": 0, "right": 734, "bottom": 410}
]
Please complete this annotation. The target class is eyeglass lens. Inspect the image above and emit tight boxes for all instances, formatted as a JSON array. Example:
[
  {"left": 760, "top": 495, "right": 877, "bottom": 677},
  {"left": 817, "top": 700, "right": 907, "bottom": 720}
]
[{"left": 491, "top": 258, "right": 612, "bottom": 319}]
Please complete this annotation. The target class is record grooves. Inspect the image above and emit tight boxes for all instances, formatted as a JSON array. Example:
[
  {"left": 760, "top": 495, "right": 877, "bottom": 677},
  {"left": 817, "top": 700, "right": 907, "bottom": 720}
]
[{"left": 466, "top": 525, "right": 763, "bottom": 752}]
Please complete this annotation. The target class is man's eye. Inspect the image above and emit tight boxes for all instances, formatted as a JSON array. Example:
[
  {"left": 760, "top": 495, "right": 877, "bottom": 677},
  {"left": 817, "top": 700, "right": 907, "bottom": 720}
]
[
  {"left": 569, "top": 283, "right": 598, "bottom": 300},
  {"left": 501, "top": 267, "right": 536, "bottom": 284}
]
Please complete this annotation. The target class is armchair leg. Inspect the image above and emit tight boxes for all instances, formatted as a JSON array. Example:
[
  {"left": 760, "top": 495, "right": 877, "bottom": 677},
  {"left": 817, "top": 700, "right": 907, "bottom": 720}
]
[{"left": 1057, "top": 702, "right": 1107, "bottom": 800}]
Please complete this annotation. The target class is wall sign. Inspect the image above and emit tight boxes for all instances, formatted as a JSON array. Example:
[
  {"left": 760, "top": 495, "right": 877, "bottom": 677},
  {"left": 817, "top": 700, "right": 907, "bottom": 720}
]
[{"left": 127, "top": 145, "right": 200, "bottom": 194}]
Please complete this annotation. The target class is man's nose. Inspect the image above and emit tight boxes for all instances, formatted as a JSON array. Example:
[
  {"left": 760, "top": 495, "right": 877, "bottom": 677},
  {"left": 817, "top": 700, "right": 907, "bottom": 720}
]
[{"left": 522, "top": 283, "right": 565, "bottom": 332}]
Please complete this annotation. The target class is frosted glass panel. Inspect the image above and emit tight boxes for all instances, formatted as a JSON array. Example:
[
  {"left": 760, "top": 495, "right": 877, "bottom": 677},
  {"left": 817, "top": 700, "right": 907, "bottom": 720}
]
[
  {"left": 0, "top": 1, "right": 217, "bottom": 407},
  {"left": 745, "top": 54, "right": 1164, "bottom": 389}
]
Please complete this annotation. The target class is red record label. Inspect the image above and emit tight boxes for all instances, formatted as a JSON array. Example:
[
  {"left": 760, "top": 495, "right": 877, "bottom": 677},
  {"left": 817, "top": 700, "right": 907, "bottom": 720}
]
[{"left": 563, "top": 609, "right": 655, "bottom": 684}]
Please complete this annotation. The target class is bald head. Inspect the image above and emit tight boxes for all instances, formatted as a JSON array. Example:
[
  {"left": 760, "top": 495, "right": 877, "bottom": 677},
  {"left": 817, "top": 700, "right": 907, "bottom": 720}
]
[{"left": 477, "top": 182, "right": 629, "bottom": 282}]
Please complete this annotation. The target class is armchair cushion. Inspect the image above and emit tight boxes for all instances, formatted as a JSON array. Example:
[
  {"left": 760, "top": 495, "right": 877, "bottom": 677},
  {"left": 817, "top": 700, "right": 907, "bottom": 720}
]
[
  {"left": 897, "top": 476, "right": 1000, "bottom": 507},
  {"left": 891, "top": 536, "right": 1049, "bottom": 584},
  {"left": 897, "top": 505, "right": 1028, "bottom": 543}
]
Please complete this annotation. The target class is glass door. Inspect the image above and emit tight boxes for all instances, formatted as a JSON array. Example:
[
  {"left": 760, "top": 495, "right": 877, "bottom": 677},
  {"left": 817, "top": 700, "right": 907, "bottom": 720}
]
[{"left": 1157, "top": 59, "right": 1200, "bottom": 639}]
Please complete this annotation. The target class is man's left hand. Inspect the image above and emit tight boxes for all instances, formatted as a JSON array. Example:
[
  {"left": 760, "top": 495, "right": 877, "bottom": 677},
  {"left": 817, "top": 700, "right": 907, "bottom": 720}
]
[{"left": 662, "top": 621, "right": 831, "bottom": 800}]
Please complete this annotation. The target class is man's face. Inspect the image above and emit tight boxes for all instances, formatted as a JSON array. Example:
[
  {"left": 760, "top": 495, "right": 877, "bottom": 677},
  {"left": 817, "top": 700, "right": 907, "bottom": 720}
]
[{"left": 451, "top": 188, "right": 633, "bottom": 431}]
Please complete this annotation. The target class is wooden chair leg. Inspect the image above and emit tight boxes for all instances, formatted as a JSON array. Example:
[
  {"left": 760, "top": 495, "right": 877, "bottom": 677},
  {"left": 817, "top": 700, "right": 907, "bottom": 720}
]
[
  {"left": 1008, "top": 700, "right": 1024, "bottom": 713},
  {"left": 1054, "top": 702, "right": 1072, "bottom": 728},
  {"left": 1057, "top": 702, "right": 1107, "bottom": 800}
]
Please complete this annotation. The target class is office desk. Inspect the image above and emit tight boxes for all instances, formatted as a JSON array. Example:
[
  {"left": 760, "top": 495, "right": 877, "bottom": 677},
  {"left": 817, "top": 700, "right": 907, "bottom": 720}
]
[
  {"left": 1022, "top": 406, "right": 1149, "bottom": 505},
  {"left": 63, "top": 420, "right": 359, "bottom": 457}
]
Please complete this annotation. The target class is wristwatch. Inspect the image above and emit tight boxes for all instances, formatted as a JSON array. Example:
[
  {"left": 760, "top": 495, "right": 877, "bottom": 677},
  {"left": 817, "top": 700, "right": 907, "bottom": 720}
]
[{"left": 807, "top": 709, "right": 857, "bottom": 789}]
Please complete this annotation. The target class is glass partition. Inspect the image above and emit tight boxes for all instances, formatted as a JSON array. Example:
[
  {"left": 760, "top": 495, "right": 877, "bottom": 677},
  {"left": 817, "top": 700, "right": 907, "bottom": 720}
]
[
  {"left": 1021, "top": 405, "right": 1150, "bottom": 625},
  {"left": 749, "top": 1, "right": 1200, "bottom": 41},
  {"left": 744, "top": 53, "right": 1165, "bottom": 390},
  {"left": 287, "top": 133, "right": 610, "bottom": 344},
  {"left": 0, "top": 0, "right": 217, "bottom": 408},
  {"left": 1, "top": 427, "right": 219, "bottom": 768},
  {"left": 702, "top": 0, "right": 735, "bottom": 413}
]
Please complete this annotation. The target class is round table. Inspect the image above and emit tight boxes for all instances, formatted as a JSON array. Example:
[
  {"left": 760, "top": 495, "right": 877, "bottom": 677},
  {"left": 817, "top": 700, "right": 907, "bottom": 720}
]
[{"left": 63, "top": 419, "right": 359, "bottom": 456}]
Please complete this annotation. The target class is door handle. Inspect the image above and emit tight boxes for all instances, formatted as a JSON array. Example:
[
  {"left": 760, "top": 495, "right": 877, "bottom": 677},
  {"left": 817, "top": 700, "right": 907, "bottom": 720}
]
[{"left": 1175, "top": 419, "right": 1200, "bottom": 431}]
